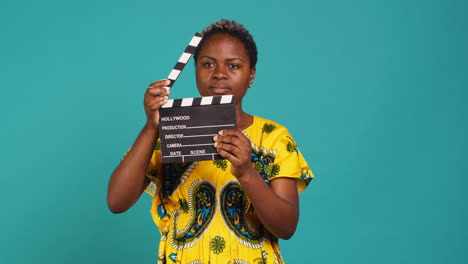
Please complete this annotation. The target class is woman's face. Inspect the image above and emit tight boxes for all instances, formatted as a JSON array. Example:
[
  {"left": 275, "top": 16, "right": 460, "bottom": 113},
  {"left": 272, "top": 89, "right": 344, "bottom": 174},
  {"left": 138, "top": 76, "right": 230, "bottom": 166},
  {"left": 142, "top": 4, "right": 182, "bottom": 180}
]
[{"left": 196, "top": 33, "right": 255, "bottom": 102}]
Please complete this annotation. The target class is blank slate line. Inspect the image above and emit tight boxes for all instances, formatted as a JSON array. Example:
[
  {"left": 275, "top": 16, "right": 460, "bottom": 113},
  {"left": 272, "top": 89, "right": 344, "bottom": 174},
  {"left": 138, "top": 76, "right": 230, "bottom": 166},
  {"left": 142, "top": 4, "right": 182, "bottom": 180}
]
[
  {"left": 185, "top": 124, "right": 235, "bottom": 129},
  {"left": 183, "top": 134, "right": 218, "bottom": 138},
  {"left": 163, "top": 153, "right": 219, "bottom": 158},
  {"left": 181, "top": 143, "right": 214, "bottom": 147}
]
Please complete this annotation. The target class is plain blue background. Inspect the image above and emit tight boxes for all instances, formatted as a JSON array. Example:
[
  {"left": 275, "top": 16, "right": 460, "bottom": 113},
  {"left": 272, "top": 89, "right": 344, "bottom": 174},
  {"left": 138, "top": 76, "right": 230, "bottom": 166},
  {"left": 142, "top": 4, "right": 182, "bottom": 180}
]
[{"left": 1, "top": 0, "right": 467, "bottom": 263}]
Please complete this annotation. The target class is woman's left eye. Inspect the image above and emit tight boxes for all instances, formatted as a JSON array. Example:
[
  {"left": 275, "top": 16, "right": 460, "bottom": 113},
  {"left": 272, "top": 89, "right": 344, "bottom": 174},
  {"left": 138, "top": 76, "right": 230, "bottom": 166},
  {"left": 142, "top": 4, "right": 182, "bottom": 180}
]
[{"left": 228, "top": 64, "right": 240, "bottom": 69}]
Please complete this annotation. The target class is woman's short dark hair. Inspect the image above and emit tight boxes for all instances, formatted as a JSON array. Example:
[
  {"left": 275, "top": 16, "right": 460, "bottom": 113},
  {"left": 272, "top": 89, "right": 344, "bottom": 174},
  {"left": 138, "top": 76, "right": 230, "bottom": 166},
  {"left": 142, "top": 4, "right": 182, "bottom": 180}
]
[{"left": 194, "top": 19, "right": 258, "bottom": 69}]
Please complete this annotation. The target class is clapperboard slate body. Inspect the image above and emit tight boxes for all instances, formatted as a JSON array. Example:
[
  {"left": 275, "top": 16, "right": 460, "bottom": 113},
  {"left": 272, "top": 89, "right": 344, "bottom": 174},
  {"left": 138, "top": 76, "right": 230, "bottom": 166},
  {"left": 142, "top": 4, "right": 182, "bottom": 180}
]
[{"left": 159, "top": 95, "right": 236, "bottom": 163}]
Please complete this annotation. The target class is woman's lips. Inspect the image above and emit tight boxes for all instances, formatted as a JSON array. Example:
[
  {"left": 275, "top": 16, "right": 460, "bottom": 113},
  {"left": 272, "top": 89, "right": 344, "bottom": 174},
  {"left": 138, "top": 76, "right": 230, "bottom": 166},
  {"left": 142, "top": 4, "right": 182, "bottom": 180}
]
[{"left": 209, "top": 86, "right": 231, "bottom": 95}]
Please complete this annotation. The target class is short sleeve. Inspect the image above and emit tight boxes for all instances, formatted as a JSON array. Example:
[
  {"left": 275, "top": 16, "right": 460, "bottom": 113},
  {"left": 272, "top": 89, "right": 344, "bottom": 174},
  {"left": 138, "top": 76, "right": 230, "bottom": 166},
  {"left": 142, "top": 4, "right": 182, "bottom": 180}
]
[
  {"left": 122, "top": 139, "right": 163, "bottom": 196},
  {"left": 268, "top": 127, "right": 314, "bottom": 193}
]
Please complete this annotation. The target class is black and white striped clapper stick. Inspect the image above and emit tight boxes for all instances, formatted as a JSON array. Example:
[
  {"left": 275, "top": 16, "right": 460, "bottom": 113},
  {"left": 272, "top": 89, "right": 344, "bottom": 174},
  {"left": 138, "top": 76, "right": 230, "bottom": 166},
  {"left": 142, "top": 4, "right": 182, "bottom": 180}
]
[
  {"left": 164, "top": 32, "right": 203, "bottom": 91},
  {"left": 161, "top": 94, "right": 235, "bottom": 109}
]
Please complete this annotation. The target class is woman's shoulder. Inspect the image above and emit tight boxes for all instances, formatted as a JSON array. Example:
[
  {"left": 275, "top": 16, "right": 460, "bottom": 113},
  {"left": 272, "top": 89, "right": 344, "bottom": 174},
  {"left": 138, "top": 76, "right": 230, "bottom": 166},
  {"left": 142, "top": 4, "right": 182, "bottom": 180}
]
[{"left": 250, "top": 115, "right": 290, "bottom": 135}]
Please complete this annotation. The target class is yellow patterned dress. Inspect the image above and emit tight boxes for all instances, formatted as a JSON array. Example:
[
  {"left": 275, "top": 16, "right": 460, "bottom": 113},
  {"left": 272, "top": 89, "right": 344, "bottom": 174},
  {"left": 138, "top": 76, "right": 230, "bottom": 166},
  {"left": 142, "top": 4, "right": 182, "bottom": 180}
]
[{"left": 142, "top": 116, "right": 314, "bottom": 264}]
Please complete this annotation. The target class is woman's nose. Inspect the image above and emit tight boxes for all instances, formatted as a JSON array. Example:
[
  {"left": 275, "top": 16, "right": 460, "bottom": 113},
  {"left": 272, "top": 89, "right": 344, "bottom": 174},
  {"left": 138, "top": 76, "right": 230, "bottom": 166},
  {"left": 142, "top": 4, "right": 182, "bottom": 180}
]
[{"left": 212, "top": 66, "right": 228, "bottom": 80}]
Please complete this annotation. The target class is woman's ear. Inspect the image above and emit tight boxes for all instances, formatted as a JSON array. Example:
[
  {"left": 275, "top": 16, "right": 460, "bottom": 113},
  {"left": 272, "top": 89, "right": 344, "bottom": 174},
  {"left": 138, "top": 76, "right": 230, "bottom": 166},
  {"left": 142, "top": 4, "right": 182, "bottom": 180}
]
[{"left": 249, "top": 68, "right": 256, "bottom": 88}]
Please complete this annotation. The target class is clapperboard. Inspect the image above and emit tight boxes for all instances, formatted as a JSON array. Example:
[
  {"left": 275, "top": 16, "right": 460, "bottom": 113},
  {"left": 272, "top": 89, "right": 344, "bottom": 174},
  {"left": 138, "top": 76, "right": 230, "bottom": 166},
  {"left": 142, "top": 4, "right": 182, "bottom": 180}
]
[
  {"left": 159, "top": 95, "right": 236, "bottom": 163},
  {"left": 158, "top": 33, "right": 237, "bottom": 163}
]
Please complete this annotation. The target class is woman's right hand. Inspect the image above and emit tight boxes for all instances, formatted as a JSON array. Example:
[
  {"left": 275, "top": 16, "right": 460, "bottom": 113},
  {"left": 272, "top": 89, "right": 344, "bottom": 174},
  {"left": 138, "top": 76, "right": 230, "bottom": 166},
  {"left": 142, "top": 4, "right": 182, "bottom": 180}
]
[{"left": 144, "top": 79, "right": 170, "bottom": 129}]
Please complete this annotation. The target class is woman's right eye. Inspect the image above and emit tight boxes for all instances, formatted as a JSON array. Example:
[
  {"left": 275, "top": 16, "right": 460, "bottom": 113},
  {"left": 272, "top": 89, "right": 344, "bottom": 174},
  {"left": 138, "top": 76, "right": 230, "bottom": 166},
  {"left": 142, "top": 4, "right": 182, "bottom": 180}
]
[{"left": 203, "top": 62, "right": 215, "bottom": 68}]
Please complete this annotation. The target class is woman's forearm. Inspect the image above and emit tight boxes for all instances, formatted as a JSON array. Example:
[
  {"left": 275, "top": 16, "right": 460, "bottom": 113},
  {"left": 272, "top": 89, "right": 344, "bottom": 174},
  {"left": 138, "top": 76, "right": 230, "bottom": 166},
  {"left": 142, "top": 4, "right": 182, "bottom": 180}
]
[
  {"left": 237, "top": 168, "right": 299, "bottom": 240},
  {"left": 107, "top": 124, "right": 158, "bottom": 213}
]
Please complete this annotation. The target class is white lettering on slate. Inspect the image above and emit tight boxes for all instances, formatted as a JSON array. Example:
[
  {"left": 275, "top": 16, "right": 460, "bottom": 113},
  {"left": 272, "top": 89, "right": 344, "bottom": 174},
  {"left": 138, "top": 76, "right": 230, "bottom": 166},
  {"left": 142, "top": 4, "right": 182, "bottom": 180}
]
[
  {"left": 165, "top": 134, "right": 184, "bottom": 139},
  {"left": 167, "top": 143, "right": 182, "bottom": 148},
  {"left": 190, "top": 149, "right": 206, "bottom": 155},
  {"left": 161, "top": 116, "right": 190, "bottom": 122},
  {"left": 170, "top": 151, "right": 181, "bottom": 156},
  {"left": 161, "top": 125, "right": 187, "bottom": 130}
]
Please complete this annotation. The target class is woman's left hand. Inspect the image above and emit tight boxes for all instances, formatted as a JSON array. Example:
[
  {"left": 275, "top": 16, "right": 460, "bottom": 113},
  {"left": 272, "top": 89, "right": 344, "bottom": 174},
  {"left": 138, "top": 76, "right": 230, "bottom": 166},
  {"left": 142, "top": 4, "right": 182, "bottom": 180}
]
[
  {"left": 213, "top": 129, "right": 253, "bottom": 178},
  {"left": 214, "top": 129, "right": 299, "bottom": 240}
]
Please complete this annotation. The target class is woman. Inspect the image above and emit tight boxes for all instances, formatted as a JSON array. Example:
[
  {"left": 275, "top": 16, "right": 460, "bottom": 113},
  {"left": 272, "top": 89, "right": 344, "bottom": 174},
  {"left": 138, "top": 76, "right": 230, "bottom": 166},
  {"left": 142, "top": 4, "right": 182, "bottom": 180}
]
[{"left": 107, "top": 19, "right": 314, "bottom": 264}]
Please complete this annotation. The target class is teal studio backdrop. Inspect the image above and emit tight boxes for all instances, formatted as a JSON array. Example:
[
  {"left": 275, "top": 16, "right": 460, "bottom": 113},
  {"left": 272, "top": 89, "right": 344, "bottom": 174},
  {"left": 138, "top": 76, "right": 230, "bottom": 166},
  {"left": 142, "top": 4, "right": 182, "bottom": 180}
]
[{"left": 1, "top": 0, "right": 467, "bottom": 263}]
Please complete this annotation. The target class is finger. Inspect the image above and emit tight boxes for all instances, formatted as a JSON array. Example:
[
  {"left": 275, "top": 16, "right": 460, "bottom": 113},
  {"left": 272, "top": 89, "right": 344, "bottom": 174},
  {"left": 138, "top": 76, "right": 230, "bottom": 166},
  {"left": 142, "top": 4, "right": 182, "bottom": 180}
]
[
  {"left": 145, "top": 90, "right": 166, "bottom": 104},
  {"left": 215, "top": 141, "right": 249, "bottom": 161},
  {"left": 218, "top": 129, "right": 250, "bottom": 143},
  {"left": 216, "top": 148, "right": 242, "bottom": 164},
  {"left": 146, "top": 95, "right": 167, "bottom": 108},
  {"left": 218, "top": 129, "right": 238, "bottom": 136},
  {"left": 214, "top": 140, "right": 241, "bottom": 153},
  {"left": 148, "top": 96, "right": 168, "bottom": 110},
  {"left": 146, "top": 80, "right": 171, "bottom": 97},
  {"left": 216, "top": 130, "right": 251, "bottom": 148},
  {"left": 146, "top": 86, "right": 170, "bottom": 97},
  {"left": 148, "top": 79, "right": 170, "bottom": 89},
  {"left": 214, "top": 141, "right": 249, "bottom": 164},
  {"left": 215, "top": 134, "right": 237, "bottom": 145}
]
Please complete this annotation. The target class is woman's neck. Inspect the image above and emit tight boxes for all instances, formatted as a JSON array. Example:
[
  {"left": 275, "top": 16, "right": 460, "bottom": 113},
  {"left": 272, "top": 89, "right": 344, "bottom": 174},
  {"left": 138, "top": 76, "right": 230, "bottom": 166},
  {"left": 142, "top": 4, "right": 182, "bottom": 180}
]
[{"left": 235, "top": 104, "right": 253, "bottom": 131}]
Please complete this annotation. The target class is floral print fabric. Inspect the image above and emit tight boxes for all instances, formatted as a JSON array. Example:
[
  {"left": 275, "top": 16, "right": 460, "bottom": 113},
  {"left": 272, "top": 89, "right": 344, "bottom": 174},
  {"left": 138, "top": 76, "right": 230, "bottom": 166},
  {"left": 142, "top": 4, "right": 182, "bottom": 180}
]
[{"left": 142, "top": 116, "right": 314, "bottom": 264}]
